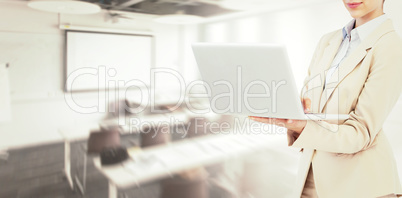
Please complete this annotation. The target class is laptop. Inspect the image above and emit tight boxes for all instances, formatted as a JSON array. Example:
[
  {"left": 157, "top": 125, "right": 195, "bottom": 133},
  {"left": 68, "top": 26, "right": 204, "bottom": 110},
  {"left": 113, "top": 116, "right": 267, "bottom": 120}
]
[{"left": 191, "top": 43, "right": 349, "bottom": 120}]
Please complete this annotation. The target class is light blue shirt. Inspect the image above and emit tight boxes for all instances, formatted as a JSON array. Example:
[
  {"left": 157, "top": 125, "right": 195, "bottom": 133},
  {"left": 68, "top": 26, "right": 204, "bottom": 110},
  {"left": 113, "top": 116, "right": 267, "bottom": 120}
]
[{"left": 324, "top": 14, "right": 388, "bottom": 87}]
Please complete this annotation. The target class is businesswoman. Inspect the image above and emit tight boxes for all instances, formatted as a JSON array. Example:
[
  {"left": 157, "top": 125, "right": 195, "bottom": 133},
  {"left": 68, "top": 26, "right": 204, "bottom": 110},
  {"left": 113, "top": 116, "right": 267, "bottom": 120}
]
[{"left": 250, "top": 0, "right": 402, "bottom": 197}]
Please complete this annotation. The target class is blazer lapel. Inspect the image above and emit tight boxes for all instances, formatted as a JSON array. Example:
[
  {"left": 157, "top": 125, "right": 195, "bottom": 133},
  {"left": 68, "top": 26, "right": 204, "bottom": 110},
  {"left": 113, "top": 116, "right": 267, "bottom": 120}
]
[
  {"left": 319, "top": 19, "right": 396, "bottom": 112},
  {"left": 319, "top": 32, "right": 343, "bottom": 72},
  {"left": 319, "top": 47, "right": 369, "bottom": 111},
  {"left": 311, "top": 31, "right": 342, "bottom": 112}
]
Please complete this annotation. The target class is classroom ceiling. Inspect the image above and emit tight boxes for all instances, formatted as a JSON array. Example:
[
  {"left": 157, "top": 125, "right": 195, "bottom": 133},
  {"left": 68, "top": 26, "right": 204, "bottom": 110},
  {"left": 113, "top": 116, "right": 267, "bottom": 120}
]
[
  {"left": 84, "top": 0, "right": 236, "bottom": 17},
  {"left": 22, "top": 0, "right": 325, "bottom": 23}
]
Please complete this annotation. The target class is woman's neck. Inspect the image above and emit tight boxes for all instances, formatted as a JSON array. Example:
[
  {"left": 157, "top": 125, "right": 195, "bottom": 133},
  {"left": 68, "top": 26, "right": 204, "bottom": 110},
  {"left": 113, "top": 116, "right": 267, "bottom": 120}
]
[{"left": 355, "top": 10, "right": 384, "bottom": 27}]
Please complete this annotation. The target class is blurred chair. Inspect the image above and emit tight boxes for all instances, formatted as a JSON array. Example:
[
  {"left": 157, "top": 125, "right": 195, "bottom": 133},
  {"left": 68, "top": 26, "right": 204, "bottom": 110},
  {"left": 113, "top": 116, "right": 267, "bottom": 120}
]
[
  {"left": 186, "top": 117, "right": 210, "bottom": 138},
  {"left": 87, "top": 127, "right": 121, "bottom": 154},
  {"left": 186, "top": 115, "right": 235, "bottom": 138},
  {"left": 0, "top": 150, "right": 8, "bottom": 163},
  {"left": 140, "top": 124, "right": 171, "bottom": 147},
  {"left": 217, "top": 115, "right": 236, "bottom": 130},
  {"left": 75, "top": 126, "right": 121, "bottom": 195},
  {"left": 161, "top": 168, "right": 209, "bottom": 198}
]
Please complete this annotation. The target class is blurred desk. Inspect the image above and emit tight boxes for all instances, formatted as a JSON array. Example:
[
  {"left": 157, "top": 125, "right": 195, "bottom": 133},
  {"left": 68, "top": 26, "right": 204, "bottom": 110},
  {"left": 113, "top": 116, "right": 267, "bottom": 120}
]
[
  {"left": 58, "top": 112, "right": 191, "bottom": 192},
  {"left": 0, "top": 149, "right": 8, "bottom": 162},
  {"left": 93, "top": 133, "right": 283, "bottom": 198}
]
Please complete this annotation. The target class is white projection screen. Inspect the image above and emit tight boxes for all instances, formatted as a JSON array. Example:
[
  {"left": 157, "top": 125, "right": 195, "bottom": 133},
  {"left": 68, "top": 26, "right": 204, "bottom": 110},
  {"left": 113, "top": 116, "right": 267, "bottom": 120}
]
[{"left": 65, "top": 30, "right": 154, "bottom": 92}]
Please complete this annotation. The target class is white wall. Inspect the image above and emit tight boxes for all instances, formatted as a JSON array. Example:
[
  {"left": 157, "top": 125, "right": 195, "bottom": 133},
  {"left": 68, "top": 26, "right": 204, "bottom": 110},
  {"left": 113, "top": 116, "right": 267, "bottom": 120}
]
[{"left": 0, "top": 1, "right": 183, "bottom": 148}]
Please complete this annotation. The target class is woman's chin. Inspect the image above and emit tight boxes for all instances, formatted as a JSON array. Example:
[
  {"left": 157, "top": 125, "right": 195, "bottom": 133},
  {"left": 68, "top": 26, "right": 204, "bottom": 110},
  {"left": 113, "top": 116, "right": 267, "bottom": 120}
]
[{"left": 348, "top": 11, "right": 364, "bottom": 19}]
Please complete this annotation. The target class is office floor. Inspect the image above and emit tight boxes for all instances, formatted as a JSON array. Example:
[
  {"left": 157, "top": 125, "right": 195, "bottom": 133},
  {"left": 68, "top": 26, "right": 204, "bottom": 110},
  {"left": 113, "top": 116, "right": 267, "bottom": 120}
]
[{"left": 0, "top": 133, "right": 233, "bottom": 198}]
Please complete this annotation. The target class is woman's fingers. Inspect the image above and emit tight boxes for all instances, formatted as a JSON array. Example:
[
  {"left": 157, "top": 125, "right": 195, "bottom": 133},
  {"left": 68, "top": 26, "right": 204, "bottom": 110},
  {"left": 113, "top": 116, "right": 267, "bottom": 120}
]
[{"left": 303, "top": 97, "right": 312, "bottom": 113}]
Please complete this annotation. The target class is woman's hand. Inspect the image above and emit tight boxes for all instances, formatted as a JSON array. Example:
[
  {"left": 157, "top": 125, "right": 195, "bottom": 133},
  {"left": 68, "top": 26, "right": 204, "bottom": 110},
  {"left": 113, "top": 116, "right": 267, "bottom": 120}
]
[
  {"left": 302, "top": 97, "right": 311, "bottom": 113},
  {"left": 248, "top": 97, "right": 311, "bottom": 134}
]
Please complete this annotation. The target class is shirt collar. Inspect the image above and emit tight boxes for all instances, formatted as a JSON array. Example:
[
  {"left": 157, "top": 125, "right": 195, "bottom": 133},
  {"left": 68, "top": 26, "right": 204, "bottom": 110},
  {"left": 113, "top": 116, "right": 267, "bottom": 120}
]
[
  {"left": 342, "top": 14, "right": 388, "bottom": 41},
  {"left": 342, "top": 19, "right": 355, "bottom": 39}
]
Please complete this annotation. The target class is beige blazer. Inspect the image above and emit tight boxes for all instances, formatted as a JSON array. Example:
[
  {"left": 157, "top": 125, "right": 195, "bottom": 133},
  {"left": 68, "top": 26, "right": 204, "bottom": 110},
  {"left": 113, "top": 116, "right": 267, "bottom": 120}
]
[{"left": 288, "top": 19, "right": 402, "bottom": 198}]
